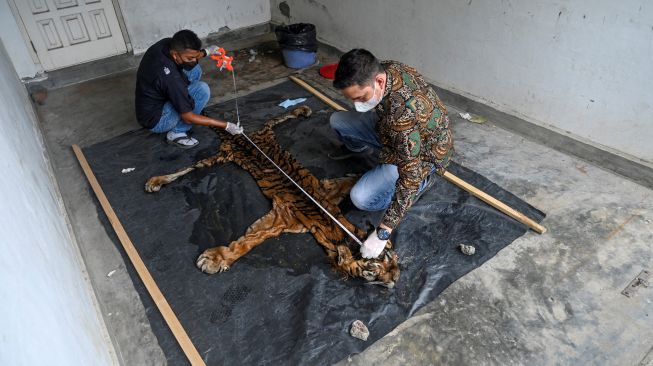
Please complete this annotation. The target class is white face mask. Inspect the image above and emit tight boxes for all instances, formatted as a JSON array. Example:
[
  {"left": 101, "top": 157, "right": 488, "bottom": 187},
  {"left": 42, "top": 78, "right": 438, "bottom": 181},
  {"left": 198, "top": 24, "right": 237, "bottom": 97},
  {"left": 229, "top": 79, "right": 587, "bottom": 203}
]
[{"left": 354, "top": 81, "right": 381, "bottom": 112}]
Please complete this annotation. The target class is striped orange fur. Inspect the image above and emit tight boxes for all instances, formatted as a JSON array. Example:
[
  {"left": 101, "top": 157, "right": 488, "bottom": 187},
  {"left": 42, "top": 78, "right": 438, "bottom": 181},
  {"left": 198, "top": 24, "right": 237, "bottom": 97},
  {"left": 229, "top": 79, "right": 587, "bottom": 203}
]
[{"left": 146, "top": 106, "right": 400, "bottom": 287}]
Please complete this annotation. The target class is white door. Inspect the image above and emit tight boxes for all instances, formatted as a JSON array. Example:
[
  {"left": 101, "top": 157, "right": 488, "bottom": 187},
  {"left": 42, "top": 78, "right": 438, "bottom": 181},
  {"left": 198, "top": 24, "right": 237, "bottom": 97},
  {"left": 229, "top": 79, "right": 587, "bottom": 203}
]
[{"left": 13, "top": 0, "right": 127, "bottom": 71}]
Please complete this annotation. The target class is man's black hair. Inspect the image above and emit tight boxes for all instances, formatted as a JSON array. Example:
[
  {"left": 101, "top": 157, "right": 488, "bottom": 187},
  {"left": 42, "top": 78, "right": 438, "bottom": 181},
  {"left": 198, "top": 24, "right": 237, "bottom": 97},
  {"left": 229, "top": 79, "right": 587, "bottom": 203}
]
[
  {"left": 333, "top": 49, "right": 384, "bottom": 89},
  {"left": 170, "top": 29, "right": 202, "bottom": 52}
]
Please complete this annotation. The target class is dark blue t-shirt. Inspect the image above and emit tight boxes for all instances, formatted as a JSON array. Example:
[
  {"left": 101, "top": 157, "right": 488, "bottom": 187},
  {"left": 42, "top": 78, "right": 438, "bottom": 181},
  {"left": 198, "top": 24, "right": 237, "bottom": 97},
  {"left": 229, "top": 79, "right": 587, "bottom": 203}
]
[{"left": 135, "top": 38, "right": 195, "bottom": 128}]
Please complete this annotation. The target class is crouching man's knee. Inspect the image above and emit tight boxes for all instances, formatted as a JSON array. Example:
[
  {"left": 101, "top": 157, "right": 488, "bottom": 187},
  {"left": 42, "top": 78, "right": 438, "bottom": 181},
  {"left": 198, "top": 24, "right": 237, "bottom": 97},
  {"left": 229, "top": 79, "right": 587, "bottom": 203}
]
[
  {"left": 329, "top": 111, "right": 350, "bottom": 132},
  {"left": 350, "top": 183, "right": 390, "bottom": 211}
]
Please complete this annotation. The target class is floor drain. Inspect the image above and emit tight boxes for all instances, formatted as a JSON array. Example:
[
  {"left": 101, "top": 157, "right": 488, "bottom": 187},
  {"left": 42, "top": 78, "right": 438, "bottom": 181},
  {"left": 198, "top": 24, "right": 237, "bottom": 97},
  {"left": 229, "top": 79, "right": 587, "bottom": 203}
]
[{"left": 622, "top": 270, "right": 650, "bottom": 298}]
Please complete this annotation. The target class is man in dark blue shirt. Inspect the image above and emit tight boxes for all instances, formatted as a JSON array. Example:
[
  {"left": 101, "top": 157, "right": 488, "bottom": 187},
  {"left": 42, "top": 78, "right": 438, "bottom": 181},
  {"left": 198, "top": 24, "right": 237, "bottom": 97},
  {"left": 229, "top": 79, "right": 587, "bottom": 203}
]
[{"left": 135, "top": 29, "right": 242, "bottom": 148}]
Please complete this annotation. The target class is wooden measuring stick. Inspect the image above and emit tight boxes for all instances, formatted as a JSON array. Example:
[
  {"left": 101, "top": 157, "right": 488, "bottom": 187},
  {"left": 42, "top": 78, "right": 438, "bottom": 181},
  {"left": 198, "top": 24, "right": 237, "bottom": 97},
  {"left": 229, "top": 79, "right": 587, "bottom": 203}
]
[
  {"left": 72, "top": 145, "right": 207, "bottom": 366},
  {"left": 441, "top": 171, "right": 546, "bottom": 234},
  {"left": 289, "top": 75, "right": 348, "bottom": 112},
  {"left": 288, "top": 75, "right": 546, "bottom": 234}
]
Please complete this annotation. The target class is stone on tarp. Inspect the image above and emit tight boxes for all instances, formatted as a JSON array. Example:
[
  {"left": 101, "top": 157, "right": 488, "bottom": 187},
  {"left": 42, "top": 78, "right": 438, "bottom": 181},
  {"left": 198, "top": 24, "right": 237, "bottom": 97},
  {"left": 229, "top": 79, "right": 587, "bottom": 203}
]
[
  {"left": 459, "top": 243, "right": 476, "bottom": 255},
  {"left": 350, "top": 320, "right": 369, "bottom": 341}
]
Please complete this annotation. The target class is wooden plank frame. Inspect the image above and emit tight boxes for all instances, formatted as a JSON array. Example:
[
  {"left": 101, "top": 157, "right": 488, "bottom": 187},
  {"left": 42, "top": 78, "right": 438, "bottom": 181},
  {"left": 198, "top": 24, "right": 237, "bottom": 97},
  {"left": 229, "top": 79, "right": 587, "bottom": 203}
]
[{"left": 72, "top": 144, "right": 206, "bottom": 366}]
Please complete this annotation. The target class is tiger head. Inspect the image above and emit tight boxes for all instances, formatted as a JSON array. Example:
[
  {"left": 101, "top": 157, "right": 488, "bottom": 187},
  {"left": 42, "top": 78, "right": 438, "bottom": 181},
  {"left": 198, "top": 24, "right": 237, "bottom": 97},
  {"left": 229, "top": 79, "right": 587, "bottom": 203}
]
[{"left": 335, "top": 242, "right": 400, "bottom": 288}]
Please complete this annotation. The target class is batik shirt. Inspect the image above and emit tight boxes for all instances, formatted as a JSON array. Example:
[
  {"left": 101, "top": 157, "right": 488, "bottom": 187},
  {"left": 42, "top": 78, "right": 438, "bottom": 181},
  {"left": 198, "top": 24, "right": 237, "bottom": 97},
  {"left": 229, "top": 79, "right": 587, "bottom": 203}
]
[{"left": 376, "top": 61, "right": 454, "bottom": 230}]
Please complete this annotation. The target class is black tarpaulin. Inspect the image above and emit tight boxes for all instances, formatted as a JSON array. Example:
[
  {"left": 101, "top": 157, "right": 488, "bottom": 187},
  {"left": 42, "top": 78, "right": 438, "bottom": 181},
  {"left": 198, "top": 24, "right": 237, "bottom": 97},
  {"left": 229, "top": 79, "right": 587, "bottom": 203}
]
[{"left": 83, "top": 81, "right": 545, "bottom": 365}]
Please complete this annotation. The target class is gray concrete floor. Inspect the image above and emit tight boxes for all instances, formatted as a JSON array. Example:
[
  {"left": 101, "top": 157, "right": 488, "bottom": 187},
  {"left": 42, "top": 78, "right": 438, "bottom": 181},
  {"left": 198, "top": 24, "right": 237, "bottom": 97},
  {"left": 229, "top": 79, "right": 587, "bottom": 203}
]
[{"left": 35, "top": 33, "right": 652, "bottom": 365}]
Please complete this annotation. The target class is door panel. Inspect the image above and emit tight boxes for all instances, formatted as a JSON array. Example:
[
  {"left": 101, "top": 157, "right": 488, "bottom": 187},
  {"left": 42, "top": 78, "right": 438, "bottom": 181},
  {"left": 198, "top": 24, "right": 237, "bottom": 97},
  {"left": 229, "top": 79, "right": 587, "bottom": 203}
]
[{"left": 14, "top": 0, "right": 127, "bottom": 70}]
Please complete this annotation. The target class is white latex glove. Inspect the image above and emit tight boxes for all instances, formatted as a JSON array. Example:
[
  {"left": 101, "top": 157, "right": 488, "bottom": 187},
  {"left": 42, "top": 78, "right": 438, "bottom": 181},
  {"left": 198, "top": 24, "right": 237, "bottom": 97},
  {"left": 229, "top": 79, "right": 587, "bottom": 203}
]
[
  {"left": 360, "top": 231, "right": 387, "bottom": 259},
  {"left": 225, "top": 121, "right": 243, "bottom": 135},
  {"left": 203, "top": 45, "right": 220, "bottom": 56}
]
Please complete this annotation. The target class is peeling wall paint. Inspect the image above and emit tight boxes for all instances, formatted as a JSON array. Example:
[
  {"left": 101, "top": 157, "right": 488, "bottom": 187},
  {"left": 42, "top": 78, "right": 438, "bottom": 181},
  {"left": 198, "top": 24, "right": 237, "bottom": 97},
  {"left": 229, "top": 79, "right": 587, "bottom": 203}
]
[{"left": 272, "top": 0, "right": 653, "bottom": 163}]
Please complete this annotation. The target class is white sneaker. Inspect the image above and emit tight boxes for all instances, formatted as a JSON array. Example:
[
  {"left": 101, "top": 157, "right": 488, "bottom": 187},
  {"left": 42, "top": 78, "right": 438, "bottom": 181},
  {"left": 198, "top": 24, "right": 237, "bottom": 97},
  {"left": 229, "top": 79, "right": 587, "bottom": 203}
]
[{"left": 166, "top": 131, "right": 198, "bottom": 149}]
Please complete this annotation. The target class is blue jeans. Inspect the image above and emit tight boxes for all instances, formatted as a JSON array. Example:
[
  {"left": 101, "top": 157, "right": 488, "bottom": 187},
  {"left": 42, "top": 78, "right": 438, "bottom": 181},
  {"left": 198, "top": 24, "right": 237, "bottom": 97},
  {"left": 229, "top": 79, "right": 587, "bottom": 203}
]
[
  {"left": 330, "top": 111, "right": 435, "bottom": 211},
  {"left": 151, "top": 64, "right": 210, "bottom": 134}
]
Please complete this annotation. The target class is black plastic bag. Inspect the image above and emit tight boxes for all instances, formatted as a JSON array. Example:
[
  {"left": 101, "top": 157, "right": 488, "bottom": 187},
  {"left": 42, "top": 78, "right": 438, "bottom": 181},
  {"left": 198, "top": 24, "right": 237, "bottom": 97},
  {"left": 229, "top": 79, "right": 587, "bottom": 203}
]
[{"left": 275, "top": 23, "right": 318, "bottom": 52}]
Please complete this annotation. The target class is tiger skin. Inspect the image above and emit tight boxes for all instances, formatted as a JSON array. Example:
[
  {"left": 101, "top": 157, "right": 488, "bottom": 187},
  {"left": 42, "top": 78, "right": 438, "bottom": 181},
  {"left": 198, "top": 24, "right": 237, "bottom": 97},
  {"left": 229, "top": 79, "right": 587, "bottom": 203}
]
[{"left": 145, "top": 106, "right": 400, "bottom": 288}]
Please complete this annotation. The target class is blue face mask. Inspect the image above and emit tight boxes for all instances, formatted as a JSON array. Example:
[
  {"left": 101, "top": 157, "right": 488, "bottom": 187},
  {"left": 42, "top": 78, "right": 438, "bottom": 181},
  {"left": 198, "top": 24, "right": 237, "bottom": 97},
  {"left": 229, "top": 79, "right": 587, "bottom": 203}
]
[{"left": 354, "top": 81, "right": 381, "bottom": 112}]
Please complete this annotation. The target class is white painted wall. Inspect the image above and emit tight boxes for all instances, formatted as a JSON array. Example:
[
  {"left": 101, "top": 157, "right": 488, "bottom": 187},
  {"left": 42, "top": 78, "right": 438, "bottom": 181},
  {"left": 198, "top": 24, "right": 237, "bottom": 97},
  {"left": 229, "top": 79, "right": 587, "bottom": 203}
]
[
  {"left": 0, "top": 0, "right": 42, "bottom": 78},
  {"left": 0, "top": 41, "right": 115, "bottom": 366},
  {"left": 117, "top": 0, "right": 271, "bottom": 53},
  {"left": 272, "top": 0, "right": 653, "bottom": 163}
]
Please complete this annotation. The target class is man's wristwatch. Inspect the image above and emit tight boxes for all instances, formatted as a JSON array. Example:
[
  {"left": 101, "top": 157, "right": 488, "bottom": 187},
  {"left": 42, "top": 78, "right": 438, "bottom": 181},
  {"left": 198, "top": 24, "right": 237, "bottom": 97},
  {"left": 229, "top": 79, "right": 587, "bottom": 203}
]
[{"left": 376, "top": 227, "right": 391, "bottom": 240}]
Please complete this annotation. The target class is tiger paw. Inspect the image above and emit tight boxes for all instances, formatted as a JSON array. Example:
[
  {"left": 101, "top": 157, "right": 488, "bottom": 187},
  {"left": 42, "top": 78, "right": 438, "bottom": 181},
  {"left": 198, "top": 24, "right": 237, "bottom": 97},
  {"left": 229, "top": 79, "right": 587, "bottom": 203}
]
[
  {"left": 145, "top": 176, "right": 168, "bottom": 192},
  {"left": 196, "top": 248, "right": 231, "bottom": 274}
]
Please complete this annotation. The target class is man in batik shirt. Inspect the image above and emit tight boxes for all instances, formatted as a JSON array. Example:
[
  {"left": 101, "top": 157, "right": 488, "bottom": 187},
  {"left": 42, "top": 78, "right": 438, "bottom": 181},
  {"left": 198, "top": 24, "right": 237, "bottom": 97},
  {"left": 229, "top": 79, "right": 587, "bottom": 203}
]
[{"left": 330, "top": 48, "right": 454, "bottom": 259}]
